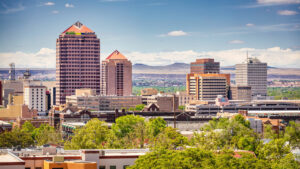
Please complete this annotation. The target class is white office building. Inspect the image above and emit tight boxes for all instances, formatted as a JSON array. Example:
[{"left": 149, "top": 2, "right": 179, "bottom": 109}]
[
  {"left": 235, "top": 57, "right": 267, "bottom": 99},
  {"left": 24, "top": 85, "right": 47, "bottom": 115}
]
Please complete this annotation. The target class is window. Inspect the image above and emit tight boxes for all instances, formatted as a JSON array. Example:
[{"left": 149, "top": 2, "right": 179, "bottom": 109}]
[
  {"left": 123, "top": 165, "right": 129, "bottom": 169},
  {"left": 99, "top": 166, "right": 106, "bottom": 169},
  {"left": 110, "top": 166, "right": 116, "bottom": 169},
  {"left": 36, "top": 168, "right": 42, "bottom": 169}
]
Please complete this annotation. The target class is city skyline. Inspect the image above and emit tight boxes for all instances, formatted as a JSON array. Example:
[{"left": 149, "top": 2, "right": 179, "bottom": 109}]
[{"left": 0, "top": 0, "right": 300, "bottom": 68}]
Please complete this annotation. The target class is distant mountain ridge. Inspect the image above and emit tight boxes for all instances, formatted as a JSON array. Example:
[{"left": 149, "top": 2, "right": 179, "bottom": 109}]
[{"left": 0, "top": 63, "right": 299, "bottom": 80}]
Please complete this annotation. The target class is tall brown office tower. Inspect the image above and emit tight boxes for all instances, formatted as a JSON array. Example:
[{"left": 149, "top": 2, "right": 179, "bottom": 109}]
[
  {"left": 190, "top": 58, "right": 220, "bottom": 74},
  {"left": 56, "top": 21, "right": 100, "bottom": 105},
  {"left": 100, "top": 50, "right": 132, "bottom": 96}
]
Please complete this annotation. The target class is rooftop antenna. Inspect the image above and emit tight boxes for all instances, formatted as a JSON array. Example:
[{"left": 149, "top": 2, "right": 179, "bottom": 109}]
[{"left": 9, "top": 63, "right": 15, "bottom": 81}]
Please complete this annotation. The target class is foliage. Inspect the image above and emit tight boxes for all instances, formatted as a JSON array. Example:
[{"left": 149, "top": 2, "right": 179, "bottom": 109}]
[
  {"left": 178, "top": 105, "right": 185, "bottom": 111},
  {"left": 132, "top": 86, "right": 186, "bottom": 95},
  {"left": 268, "top": 87, "right": 300, "bottom": 100},
  {"left": 146, "top": 117, "right": 167, "bottom": 138},
  {"left": 33, "top": 123, "right": 62, "bottom": 146},
  {"left": 135, "top": 104, "right": 145, "bottom": 111},
  {"left": 0, "top": 128, "right": 34, "bottom": 148},
  {"left": 64, "top": 118, "right": 108, "bottom": 149},
  {"left": 284, "top": 121, "right": 300, "bottom": 149},
  {"left": 112, "top": 115, "right": 145, "bottom": 138},
  {"left": 129, "top": 148, "right": 295, "bottom": 169},
  {"left": 149, "top": 127, "right": 188, "bottom": 150}
]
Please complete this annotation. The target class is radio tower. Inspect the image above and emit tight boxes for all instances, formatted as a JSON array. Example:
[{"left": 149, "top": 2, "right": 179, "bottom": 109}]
[{"left": 9, "top": 63, "right": 15, "bottom": 81}]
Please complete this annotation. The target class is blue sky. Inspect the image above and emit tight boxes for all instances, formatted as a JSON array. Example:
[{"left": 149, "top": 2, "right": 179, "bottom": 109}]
[{"left": 0, "top": 0, "right": 300, "bottom": 68}]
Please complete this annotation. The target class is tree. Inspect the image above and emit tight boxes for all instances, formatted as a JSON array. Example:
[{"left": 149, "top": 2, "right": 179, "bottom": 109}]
[
  {"left": 0, "top": 128, "right": 34, "bottom": 148},
  {"left": 258, "top": 138, "right": 291, "bottom": 161},
  {"left": 146, "top": 117, "right": 167, "bottom": 138},
  {"left": 135, "top": 104, "right": 145, "bottom": 111},
  {"left": 21, "top": 121, "right": 36, "bottom": 133},
  {"left": 111, "top": 115, "right": 145, "bottom": 138},
  {"left": 284, "top": 121, "right": 300, "bottom": 149},
  {"left": 178, "top": 105, "right": 185, "bottom": 111},
  {"left": 33, "top": 124, "right": 62, "bottom": 146},
  {"left": 150, "top": 127, "right": 188, "bottom": 150},
  {"left": 64, "top": 118, "right": 108, "bottom": 149}
]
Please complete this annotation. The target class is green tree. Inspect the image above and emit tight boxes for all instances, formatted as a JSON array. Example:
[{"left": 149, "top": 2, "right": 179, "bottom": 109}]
[
  {"left": 178, "top": 105, "right": 185, "bottom": 111},
  {"left": 284, "top": 121, "right": 300, "bottom": 149},
  {"left": 135, "top": 104, "right": 145, "bottom": 111},
  {"left": 65, "top": 118, "right": 109, "bottom": 149},
  {"left": 111, "top": 115, "right": 145, "bottom": 138},
  {"left": 146, "top": 117, "right": 167, "bottom": 138},
  {"left": 33, "top": 124, "right": 62, "bottom": 146},
  {"left": 258, "top": 138, "right": 291, "bottom": 161},
  {"left": 0, "top": 128, "right": 34, "bottom": 148},
  {"left": 150, "top": 127, "right": 188, "bottom": 150}
]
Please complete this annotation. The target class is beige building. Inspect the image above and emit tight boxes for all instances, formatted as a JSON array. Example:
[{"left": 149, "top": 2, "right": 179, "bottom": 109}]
[
  {"left": 0, "top": 95, "right": 37, "bottom": 120},
  {"left": 101, "top": 50, "right": 132, "bottom": 96},
  {"left": 66, "top": 89, "right": 142, "bottom": 111},
  {"left": 186, "top": 73, "right": 230, "bottom": 100},
  {"left": 231, "top": 85, "right": 252, "bottom": 101},
  {"left": 176, "top": 91, "right": 196, "bottom": 106}
]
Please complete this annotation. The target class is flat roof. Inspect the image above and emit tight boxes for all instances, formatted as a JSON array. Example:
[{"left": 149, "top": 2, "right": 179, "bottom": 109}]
[{"left": 0, "top": 152, "right": 24, "bottom": 162}]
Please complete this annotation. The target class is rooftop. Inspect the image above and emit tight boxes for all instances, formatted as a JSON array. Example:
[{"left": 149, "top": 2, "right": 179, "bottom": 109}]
[
  {"left": 105, "top": 50, "right": 128, "bottom": 60},
  {"left": 62, "top": 21, "right": 94, "bottom": 34}
]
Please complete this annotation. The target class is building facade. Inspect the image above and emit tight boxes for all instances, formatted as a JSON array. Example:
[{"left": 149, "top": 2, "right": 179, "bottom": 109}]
[
  {"left": 186, "top": 73, "right": 230, "bottom": 100},
  {"left": 56, "top": 21, "right": 101, "bottom": 104},
  {"left": 231, "top": 85, "right": 252, "bottom": 101},
  {"left": 235, "top": 57, "right": 267, "bottom": 98},
  {"left": 100, "top": 50, "right": 132, "bottom": 96},
  {"left": 190, "top": 58, "right": 220, "bottom": 74},
  {"left": 24, "top": 85, "right": 47, "bottom": 115}
]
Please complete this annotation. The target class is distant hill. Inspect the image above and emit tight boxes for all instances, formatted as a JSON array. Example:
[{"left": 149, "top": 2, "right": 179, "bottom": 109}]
[{"left": 0, "top": 63, "right": 300, "bottom": 80}]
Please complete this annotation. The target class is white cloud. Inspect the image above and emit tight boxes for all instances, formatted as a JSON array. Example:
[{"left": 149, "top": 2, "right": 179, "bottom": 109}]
[
  {"left": 1, "top": 47, "right": 300, "bottom": 69},
  {"left": 52, "top": 10, "right": 59, "bottom": 14},
  {"left": 123, "top": 47, "right": 300, "bottom": 68},
  {"left": 0, "top": 48, "right": 55, "bottom": 68},
  {"left": 44, "top": 2, "right": 55, "bottom": 6},
  {"left": 0, "top": 3, "right": 25, "bottom": 14},
  {"left": 229, "top": 40, "right": 245, "bottom": 44},
  {"left": 65, "top": 3, "right": 74, "bottom": 8},
  {"left": 160, "top": 30, "right": 188, "bottom": 37},
  {"left": 257, "top": 0, "right": 300, "bottom": 5},
  {"left": 246, "top": 23, "right": 255, "bottom": 27},
  {"left": 277, "top": 10, "right": 298, "bottom": 15}
]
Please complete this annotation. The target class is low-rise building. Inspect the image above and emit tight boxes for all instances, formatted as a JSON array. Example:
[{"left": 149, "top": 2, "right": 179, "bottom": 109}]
[
  {"left": 176, "top": 91, "right": 195, "bottom": 106},
  {"left": 7, "top": 148, "right": 148, "bottom": 169},
  {"left": 230, "top": 85, "right": 252, "bottom": 101},
  {"left": 0, "top": 151, "right": 25, "bottom": 169},
  {"left": 145, "top": 94, "right": 179, "bottom": 112},
  {"left": 0, "top": 95, "right": 37, "bottom": 121}
]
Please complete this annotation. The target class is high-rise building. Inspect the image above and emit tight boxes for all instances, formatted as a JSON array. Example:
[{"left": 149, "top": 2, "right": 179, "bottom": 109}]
[
  {"left": 56, "top": 21, "right": 100, "bottom": 105},
  {"left": 100, "top": 50, "right": 132, "bottom": 96},
  {"left": 186, "top": 73, "right": 230, "bottom": 100},
  {"left": 235, "top": 57, "right": 267, "bottom": 98},
  {"left": 24, "top": 85, "right": 47, "bottom": 115},
  {"left": 190, "top": 58, "right": 220, "bottom": 74}
]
